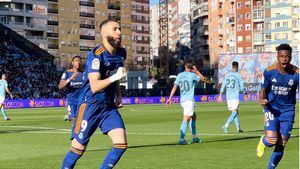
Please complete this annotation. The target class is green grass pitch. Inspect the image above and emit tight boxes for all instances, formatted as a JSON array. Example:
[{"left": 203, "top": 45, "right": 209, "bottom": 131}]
[{"left": 0, "top": 102, "right": 298, "bottom": 169}]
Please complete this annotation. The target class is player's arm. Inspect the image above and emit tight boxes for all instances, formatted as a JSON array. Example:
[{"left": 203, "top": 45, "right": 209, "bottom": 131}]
[
  {"left": 89, "top": 67, "right": 126, "bottom": 93},
  {"left": 259, "top": 70, "right": 269, "bottom": 107},
  {"left": 217, "top": 78, "right": 226, "bottom": 102},
  {"left": 58, "top": 72, "right": 78, "bottom": 89},
  {"left": 239, "top": 75, "right": 250, "bottom": 100},
  {"left": 5, "top": 87, "right": 13, "bottom": 99},
  {"left": 166, "top": 85, "right": 178, "bottom": 106},
  {"left": 192, "top": 66, "right": 206, "bottom": 82},
  {"left": 115, "top": 81, "right": 123, "bottom": 108}
]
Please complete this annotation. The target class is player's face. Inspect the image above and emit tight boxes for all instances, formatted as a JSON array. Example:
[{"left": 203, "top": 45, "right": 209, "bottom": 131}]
[
  {"left": 1, "top": 74, "right": 6, "bottom": 80},
  {"left": 277, "top": 50, "right": 291, "bottom": 69},
  {"left": 104, "top": 22, "right": 121, "bottom": 48},
  {"left": 72, "top": 57, "right": 82, "bottom": 70}
]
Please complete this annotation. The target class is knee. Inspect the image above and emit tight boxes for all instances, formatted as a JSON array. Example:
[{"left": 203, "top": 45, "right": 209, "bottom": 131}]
[
  {"left": 265, "top": 136, "right": 278, "bottom": 146},
  {"left": 113, "top": 143, "right": 127, "bottom": 151}
]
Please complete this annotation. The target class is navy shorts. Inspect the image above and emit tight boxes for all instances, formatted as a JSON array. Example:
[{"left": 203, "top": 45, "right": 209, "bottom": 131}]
[
  {"left": 264, "top": 107, "right": 294, "bottom": 138},
  {"left": 72, "top": 102, "right": 125, "bottom": 145},
  {"left": 67, "top": 103, "right": 78, "bottom": 118}
]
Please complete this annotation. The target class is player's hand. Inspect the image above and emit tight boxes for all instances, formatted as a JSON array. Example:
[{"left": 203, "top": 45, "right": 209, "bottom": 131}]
[
  {"left": 192, "top": 65, "right": 198, "bottom": 71},
  {"left": 70, "top": 72, "right": 79, "bottom": 80},
  {"left": 166, "top": 99, "right": 172, "bottom": 106},
  {"left": 10, "top": 94, "right": 13, "bottom": 99},
  {"left": 217, "top": 95, "right": 222, "bottom": 102},
  {"left": 109, "top": 67, "right": 127, "bottom": 82},
  {"left": 260, "top": 99, "right": 268, "bottom": 107}
]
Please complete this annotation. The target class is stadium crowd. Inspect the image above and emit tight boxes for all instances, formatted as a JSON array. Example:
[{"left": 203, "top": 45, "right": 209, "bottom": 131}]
[{"left": 0, "top": 37, "right": 63, "bottom": 99}]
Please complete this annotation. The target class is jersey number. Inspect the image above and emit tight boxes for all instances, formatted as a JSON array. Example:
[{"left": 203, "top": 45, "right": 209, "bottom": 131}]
[
  {"left": 264, "top": 111, "right": 274, "bottom": 122},
  {"left": 81, "top": 120, "right": 88, "bottom": 132},
  {"left": 179, "top": 80, "right": 190, "bottom": 92},
  {"left": 226, "top": 79, "right": 236, "bottom": 89}
]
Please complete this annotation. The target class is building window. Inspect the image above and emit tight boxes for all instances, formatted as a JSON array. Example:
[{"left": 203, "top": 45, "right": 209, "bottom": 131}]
[
  {"left": 275, "top": 22, "right": 280, "bottom": 28},
  {"left": 237, "top": 13, "right": 242, "bottom": 20},
  {"left": 265, "top": 33, "right": 271, "bottom": 41},
  {"left": 246, "top": 35, "right": 251, "bottom": 42},
  {"left": 246, "top": 12, "right": 251, "bottom": 19},
  {"left": 238, "top": 36, "right": 243, "bottom": 42},
  {"left": 237, "top": 24, "right": 243, "bottom": 31},
  {"left": 238, "top": 47, "right": 243, "bottom": 53},
  {"left": 283, "top": 21, "right": 288, "bottom": 27},
  {"left": 245, "top": 1, "right": 251, "bottom": 8},
  {"left": 282, "top": 33, "right": 288, "bottom": 39},
  {"left": 237, "top": 2, "right": 242, "bottom": 9},
  {"left": 246, "top": 47, "right": 252, "bottom": 53},
  {"left": 275, "top": 33, "right": 280, "bottom": 40},
  {"left": 245, "top": 24, "right": 251, "bottom": 31}
]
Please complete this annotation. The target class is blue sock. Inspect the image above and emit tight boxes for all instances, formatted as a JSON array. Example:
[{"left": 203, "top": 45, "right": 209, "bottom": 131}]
[
  {"left": 262, "top": 136, "right": 276, "bottom": 147},
  {"left": 61, "top": 147, "right": 84, "bottom": 169},
  {"left": 179, "top": 121, "right": 188, "bottom": 140},
  {"left": 268, "top": 145, "right": 284, "bottom": 169},
  {"left": 100, "top": 143, "right": 127, "bottom": 169},
  {"left": 189, "top": 120, "right": 196, "bottom": 137},
  {"left": 224, "top": 111, "right": 237, "bottom": 127},
  {"left": 233, "top": 113, "right": 240, "bottom": 129},
  {"left": 1, "top": 107, "right": 7, "bottom": 119}
]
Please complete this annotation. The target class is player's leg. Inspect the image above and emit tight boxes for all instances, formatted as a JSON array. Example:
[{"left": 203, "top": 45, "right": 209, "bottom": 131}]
[
  {"left": 99, "top": 109, "right": 127, "bottom": 169},
  {"left": 64, "top": 104, "right": 71, "bottom": 121},
  {"left": 0, "top": 101, "right": 9, "bottom": 120},
  {"left": 257, "top": 109, "right": 279, "bottom": 157},
  {"left": 178, "top": 101, "right": 193, "bottom": 144},
  {"left": 267, "top": 121, "right": 293, "bottom": 168},
  {"left": 61, "top": 103, "right": 98, "bottom": 169},
  {"left": 223, "top": 100, "right": 238, "bottom": 133},
  {"left": 190, "top": 113, "right": 201, "bottom": 143}
]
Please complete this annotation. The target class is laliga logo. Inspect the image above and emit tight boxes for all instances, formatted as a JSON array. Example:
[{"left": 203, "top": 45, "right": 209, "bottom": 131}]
[
  {"left": 29, "top": 100, "right": 35, "bottom": 107},
  {"left": 134, "top": 98, "right": 139, "bottom": 104},
  {"left": 160, "top": 97, "right": 166, "bottom": 103},
  {"left": 201, "top": 96, "right": 207, "bottom": 102}
]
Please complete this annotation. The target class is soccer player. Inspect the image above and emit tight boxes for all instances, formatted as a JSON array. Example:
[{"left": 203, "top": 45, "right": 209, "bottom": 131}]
[
  {"left": 0, "top": 73, "right": 13, "bottom": 121},
  {"left": 61, "top": 19, "right": 127, "bottom": 169},
  {"left": 58, "top": 55, "right": 84, "bottom": 121},
  {"left": 256, "top": 44, "right": 299, "bottom": 169},
  {"left": 217, "top": 61, "right": 249, "bottom": 133},
  {"left": 166, "top": 59, "right": 206, "bottom": 145}
]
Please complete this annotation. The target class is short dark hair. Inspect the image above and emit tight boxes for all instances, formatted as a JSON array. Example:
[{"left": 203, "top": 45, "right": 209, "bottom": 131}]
[
  {"left": 232, "top": 61, "right": 238, "bottom": 70},
  {"left": 71, "top": 55, "right": 82, "bottom": 61},
  {"left": 184, "top": 58, "right": 194, "bottom": 69},
  {"left": 276, "top": 44, "right": 292, "bottom": 53},
  {"left": 100, "top": 19, "right": 117, "bottom": 31}
]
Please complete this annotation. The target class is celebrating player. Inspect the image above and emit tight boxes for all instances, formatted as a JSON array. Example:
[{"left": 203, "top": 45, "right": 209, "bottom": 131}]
[
  {"left": 0, "top": 73, "right": 13, "bottom": 121},
  {"left": 217, "top": 61, "right": 249, "bottom": 133},
  {"left": 256, "top": 44, "right": 299, "bottom": 169},
  {"left": 58, "top": 55, "right": 84, "bottom": 121},
  {"left": 61, "top": 19, "right": 127, "bottom": 169},
  {"left": 166, "top": 59, "right": 206, "bottom": 145}
]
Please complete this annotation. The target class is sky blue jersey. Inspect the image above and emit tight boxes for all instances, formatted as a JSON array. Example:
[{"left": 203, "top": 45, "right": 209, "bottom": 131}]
[
  {"left": 174, "top": 71, "right": 201, "bottom": 102},
  {"left": 220, "top": 71, "right": 246, "bottom": 100},
  {"left": 0, "top": 80, "right": 8, "bottom": 97}
]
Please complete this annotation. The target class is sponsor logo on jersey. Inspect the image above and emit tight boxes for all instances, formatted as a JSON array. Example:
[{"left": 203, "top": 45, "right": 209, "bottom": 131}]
[{"left": 288, "top": 79, "right": 294, "bottom": 86}]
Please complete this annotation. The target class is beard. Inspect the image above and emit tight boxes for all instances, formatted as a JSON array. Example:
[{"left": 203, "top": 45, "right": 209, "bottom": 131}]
[{"left": 107, "top": 35, "right": 121, "bottom": 48}]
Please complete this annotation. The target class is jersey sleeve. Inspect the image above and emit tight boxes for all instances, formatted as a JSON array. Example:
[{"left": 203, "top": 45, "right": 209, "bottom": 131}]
[
  {"left": 174, "top": 75, "right": 180, "bottom": 86},
  {"left": 220, "top": 77, "right": 226, "bottom": 93},
  {"left": 60, "top": 71, "right": 68, "bottom": 80},
  {"left": 86, "top": 55, "right": 100, "bottom": 74},
  {"left": 4, "top": 80, "right": 8, "bottom": 88},
  {"left": 262, "top": 69, "right": 271, "bottom": 90}
]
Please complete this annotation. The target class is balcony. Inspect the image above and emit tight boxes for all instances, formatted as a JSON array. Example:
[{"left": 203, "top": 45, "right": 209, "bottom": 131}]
[
  {"left": 136, "top": 40, "right": 150, "bottom": 44},
  {"left": 80, "top": 46, "right": 94, "bottom": 51},
  {"left": 80, "top": 24, "right": 95, "bottom": 29},
  {"left": 134, "top": 0, "right": 149, "bottom": 3},
  {"left": 48, "top": 44, "right": 59, "bottom": 49},
  {"left": 108, "top": 16, "right": 121, "bottom": 21},
  {"left": 47, "top": 33, "right": 59, "bottom": 38},
  {"left": 48, "top": 8, "right": 58, "bottom": 14},
  {"left": 135, "top": 9, "right": 149, "bottom": 14},
  {"left": 48, "top": 0, "right": 58, "bottom": 3},
  {"left": 108, "top": 4, "right": 121, "bottom": 10},
  {"left": 79, "top": 12, "right": 95, "bottom": 18},
  {"left": 80, "top": 35, "right": 95, "bottom": 40},
  {"left": 48, "top": 20, "right": 58, "bottom": 26},
  {"left": 80, "top": 1, "right": 95, "bottom": 7},
  {"left": 131, "top": 19, "right": 149, "bottom": 24}
]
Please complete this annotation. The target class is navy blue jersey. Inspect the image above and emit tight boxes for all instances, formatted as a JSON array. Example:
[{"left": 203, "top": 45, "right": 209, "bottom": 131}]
[
  {"left": 263, "top": 64, "right": 299, "bottom": 113},
  {"left": 80, "top": 44, "right": 126, "bottom": 104},
  {"left": 61, "top": 70, "right": 84, "bottom": 104}
]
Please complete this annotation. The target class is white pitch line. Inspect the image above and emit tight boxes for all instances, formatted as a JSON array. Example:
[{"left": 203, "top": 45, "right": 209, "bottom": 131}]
[{"left": 0, "top": 126, "right": 298, "bottom": 137}]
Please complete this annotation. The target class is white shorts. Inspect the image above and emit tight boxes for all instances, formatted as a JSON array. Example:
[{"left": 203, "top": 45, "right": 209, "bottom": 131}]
[
  {"left": 227, "top": 99, "right": 239, "bottom": 111},
  {"left": 180, "top": 100, "right": 195, "bottom": 116},
  {"left": 0, "top": 96, "right": 5, "bottom": 104}
]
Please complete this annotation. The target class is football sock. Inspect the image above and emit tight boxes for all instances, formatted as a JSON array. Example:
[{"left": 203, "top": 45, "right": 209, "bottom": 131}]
[
  {"left": 1, "top": 107, "right": 8, "bottom": 119},
  {"left": 189, "top": 119, "right": 197, "bottom": 138},
  {"left": 268, "top": 145, "right": 284, "bottom": 169},
  {"left": 233, "top": 113, "right": 240, "bottom": 129},
  {"left": 224, "top": 111, "right": 237, "bottom": 128},
  {"left": 179, "top": 121, "right": 188, "bottom": 141},
  {"left": 100, "top": 143, "right": 127, "bottom": 169},
  {"left": 61, "top": 147, "right": 85, "bottom": 169}
]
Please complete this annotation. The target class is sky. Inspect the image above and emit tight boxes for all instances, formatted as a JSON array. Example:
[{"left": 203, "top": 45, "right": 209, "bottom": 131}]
[{"left": 150, "top": 0, "right": 159, "bottom": 6}]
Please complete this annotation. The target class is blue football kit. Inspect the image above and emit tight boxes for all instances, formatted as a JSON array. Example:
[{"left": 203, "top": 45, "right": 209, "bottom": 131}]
[
  {"left": 60, "top": 70, "right": 84, "bottom": 119},
  {"left": 72, "top": 44, "right": 126, "bottom": 145},
  {"left": 263, "top": 64, "right": 299, "bottom": 137}
]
